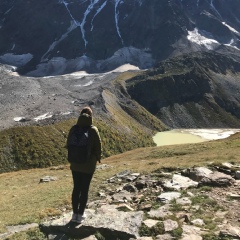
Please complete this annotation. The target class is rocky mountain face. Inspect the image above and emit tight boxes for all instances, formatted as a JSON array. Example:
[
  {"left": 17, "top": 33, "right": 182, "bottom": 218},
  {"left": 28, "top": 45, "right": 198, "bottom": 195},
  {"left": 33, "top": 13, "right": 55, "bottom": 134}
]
[
  {"left": 126, "top": 51, "right": 240, "bottom": 128},
  {"left": 0, "top": 0, "right": 240, "bottom": 76}
]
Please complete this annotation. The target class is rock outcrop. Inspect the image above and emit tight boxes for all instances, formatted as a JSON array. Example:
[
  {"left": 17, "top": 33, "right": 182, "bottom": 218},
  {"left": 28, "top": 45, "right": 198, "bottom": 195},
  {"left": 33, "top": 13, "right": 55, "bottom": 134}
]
[
  {"left": 126, "top": 51, "right": 240, "bottom": 128},
  {"left": 39, "top": 162, "right": 240, "bottom": 239}
]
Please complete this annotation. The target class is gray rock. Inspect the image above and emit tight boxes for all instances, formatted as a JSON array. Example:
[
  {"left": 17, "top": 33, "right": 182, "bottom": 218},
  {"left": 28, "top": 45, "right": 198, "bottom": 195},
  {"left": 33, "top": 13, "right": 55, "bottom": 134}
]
[
  {"left": 183, "top": 167, "right": 213, "bottom": 182},
  {"left": 39, "top": 176, "right": 57, "bottom": 183},
  {"left": 221, "top": 162, "right": 234, "bottom": 169},
  {"left": 123, "top": 184, "right": 138, "bottom": 192},
  {"left": 181, "top": 234, "right": 202, "bottom": 240},
  {"left": 176, "top": 197, "right": 192, "bottom": 205},
  {"left": 163, "top": 219, "right": 178, "bottom": 232},
  {"left": 124, "top": 173, "right": 140, "bottom": 182},
  {"left": 191, "top": 219, "right": 205, "bottom": 226},
  {"left": 96, "top": 164, "right": 112, "bottom": 170},
  {"left": 111, "top": 190, "right": 133, "bottom": 203},
  {"left": 226, "top": 193, "right": 240, "bottom": 199},
  {"left": 163, "top": 174, "right": 198, "bottom": 191},
  {"left": 148, "top": 205, "right": 173, "bottom": 219},
  {"left": 40, "top": 206, "right": 144, "bottom": 239},
  {"left": 143, "top": 219, "right": 160, "bottom": 228},
  {"left": 235, "top": 171, "right": 240, "bottom": 180},
  {"left": 199, "top": 171, "right": 235, "bottom": 187},
  {"left": 155, "top": 233, "right": 174, "bottom": 240},
  {"left": 138, "top": 204, "right": 152, "bottom": 211},
  {"left": 157, "top": 192, "right": 181, "bottom": 203},
  {"left": 116, "top": 170, "right": 131, "bottom": 178},
  {"left": 107, "top": 176, "right": 116, "bottom": 183},
  {"left": 135, "top": 180, "right": 147, "bottom": 190},
  {"left": 181, "top": 225, "right": 204, "bottom": 236},
  {"left": 219, "top": 224, "right": 240, "bottom": 238}
]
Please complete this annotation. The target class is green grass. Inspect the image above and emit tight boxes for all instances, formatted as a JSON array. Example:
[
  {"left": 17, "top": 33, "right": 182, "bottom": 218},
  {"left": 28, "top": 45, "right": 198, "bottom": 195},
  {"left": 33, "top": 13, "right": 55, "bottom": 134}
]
[
  {"left": 5, "top": 228, "right": 46, "bottom": 240},
  {"left": 139, "top": 222, "right": 165, "bottom": 237},
  {"left": 0, "top": 113, "right": 160, "bottom": 173}
]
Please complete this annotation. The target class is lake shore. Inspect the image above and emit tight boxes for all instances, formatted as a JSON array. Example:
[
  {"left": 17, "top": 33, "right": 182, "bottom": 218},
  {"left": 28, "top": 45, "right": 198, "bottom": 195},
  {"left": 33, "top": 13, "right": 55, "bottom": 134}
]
[{"left": 153, "top": 128, "right": 240, "bottom": 146}]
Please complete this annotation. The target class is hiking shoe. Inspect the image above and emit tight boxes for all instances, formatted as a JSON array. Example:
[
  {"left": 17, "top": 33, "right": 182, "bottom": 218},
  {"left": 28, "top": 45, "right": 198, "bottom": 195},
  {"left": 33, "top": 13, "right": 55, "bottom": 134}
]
[
  {"left": 71, "top": 213, "right": 78, "bottom": 222},
  {"left": 76, "top": 213, "right": 86, "bottom": 223}
]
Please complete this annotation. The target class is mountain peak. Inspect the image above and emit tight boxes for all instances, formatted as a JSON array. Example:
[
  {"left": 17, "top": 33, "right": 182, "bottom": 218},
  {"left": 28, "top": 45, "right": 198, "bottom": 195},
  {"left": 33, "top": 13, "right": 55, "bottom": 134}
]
[{"left": 0, "top": 0, "right": 240, "bottom": 76}]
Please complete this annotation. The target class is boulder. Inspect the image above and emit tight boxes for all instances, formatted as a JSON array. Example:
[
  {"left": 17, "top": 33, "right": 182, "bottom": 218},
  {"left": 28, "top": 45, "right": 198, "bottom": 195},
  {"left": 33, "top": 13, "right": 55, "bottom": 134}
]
[
  {"left": 123, "top": 184, "right": 138, "bottom": 193},
  {"left": 219, "top": 224, "right": 240, "bottom": 238},
  {"left": 143, "top": 219, "right": 160, "bottom": 228},
  {"left": 111, "top": 190, "right": 133, "bottom": 203},
  {"left": 135, "top": 180, "right": 147, "bottom": 190},
  {"left": 182, "top": 167, "right": 213, "bottom": 182},
  {"left": 157, "top": 192, "right": 181, "bottom": 203},
  {"left": 221, "top": 162, "right": 234, "bottom": 169},
  {"left": 163, "top": 174, "right": 198, "bottom": 190},
  {"left": 163, "top": 219, "right": 178, "bottom": 232},
  {"left": 235, "top": 171, "right": 240, "bottom": 180},
  {"left": 199, "top": 171, "right": 235, "bottom": 187},
  {"left": 181, "top": 225, "right": 205, "bottom": 236},
  {"left": 40, "top": 205, "right": 144, "bottom": 239},
  {"left": 148, "top": 205, "right": 173, "bottom": 219},
  {"left": 191, "top": 219, "right": 204, "bottom": 226}
]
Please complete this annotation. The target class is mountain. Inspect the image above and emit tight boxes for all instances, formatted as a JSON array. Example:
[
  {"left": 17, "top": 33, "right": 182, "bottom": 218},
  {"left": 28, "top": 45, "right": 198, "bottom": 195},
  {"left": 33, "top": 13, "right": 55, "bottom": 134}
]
[
  {"left": 126, "top": 51, "right": 240, "bottom": 128},
  {"left": 0, "top": 0, "right": 240, "bottom": 76}
]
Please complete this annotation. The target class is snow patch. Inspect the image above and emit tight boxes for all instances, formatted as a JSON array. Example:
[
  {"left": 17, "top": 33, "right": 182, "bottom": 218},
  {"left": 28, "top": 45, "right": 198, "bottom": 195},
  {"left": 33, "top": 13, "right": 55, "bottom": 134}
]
[
  {"left": 13, "top": 117, "right": 27, "bottom": 122},
  {"left": 34, "top": 113, "right": 53, "bottom": 121},
  {"left": 184, "top": 129, "right": 240, "bottom": 140},
  {"left": 80, "top": 0, "right": 101, "bottom": 48},
  {"left": 114, "top": 0, "right": 124, "bottom": 45},
  {"left": 109, "top": 63, "right": 140, "bottom": 73},
  {"left": 61, "top": 112, "right": 72, "bottom": 115},
  {"left": 69, "top": 71, "right": 91, "bottom": 76},
  {"left": 91, "top": 1, "right": 107, "bottom": 31},
  {"left": 187, "top": 28, "right": 220, "bottom": 50},
  {"left": 224, "top": 39, "right": 240, "bottom": 50},
  {"left": 74, "top": 80, "right": 94, "bottom": 87},
  {"left": 222, "top": 22, "right": 240, "bottom": 36}
]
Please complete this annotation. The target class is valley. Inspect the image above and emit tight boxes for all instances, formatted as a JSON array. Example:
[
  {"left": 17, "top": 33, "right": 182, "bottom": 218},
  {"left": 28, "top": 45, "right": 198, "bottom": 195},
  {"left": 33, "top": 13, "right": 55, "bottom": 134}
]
[{"left": 0, "top": 1, "right": 240, "bottom": 238}]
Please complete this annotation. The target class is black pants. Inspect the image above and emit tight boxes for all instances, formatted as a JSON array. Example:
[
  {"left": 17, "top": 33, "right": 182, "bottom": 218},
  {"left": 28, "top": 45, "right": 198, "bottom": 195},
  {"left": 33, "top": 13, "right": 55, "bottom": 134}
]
[{"left": 71, "top": 171, "right": 93, "bottom": 215}]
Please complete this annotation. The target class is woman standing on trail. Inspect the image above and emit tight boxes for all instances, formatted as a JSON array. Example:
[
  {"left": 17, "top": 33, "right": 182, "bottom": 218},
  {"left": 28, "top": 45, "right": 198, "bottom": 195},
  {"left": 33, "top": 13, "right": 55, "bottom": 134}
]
[{"left": 67, "top": 106, "right": 102, "bottom": 223}]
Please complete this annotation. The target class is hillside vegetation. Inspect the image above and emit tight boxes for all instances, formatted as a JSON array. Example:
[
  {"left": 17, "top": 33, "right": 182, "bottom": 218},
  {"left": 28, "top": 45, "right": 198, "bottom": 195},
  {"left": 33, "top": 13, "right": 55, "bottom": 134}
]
[{"left": 0, "top": 111, "right": 165, "bottom": 173}]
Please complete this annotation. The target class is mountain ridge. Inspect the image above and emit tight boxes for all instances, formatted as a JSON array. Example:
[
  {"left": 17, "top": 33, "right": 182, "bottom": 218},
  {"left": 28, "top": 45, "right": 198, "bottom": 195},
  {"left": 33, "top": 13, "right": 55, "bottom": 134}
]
[
  {"left": 0, "top": 0, "right": 240, "bottom": 76},
  {"left": 126, "top": 51, "right": 240, "bottom": 128}
]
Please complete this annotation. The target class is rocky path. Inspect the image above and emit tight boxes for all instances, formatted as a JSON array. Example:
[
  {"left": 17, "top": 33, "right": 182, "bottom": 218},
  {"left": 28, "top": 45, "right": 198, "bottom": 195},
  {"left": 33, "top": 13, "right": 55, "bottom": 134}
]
[{"left": 39, "top": 163, "right": 240, "bottom": 240}]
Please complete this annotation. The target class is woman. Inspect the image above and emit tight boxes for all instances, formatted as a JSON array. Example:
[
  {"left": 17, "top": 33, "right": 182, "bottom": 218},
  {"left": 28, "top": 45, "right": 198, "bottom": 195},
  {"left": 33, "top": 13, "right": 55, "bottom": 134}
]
[{"left": 67, "top": 106, "right": 102, "bottom": 223}]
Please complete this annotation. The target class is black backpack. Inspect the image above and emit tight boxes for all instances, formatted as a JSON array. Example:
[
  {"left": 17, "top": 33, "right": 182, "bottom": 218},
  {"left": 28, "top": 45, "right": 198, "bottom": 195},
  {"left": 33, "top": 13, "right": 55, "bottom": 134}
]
[{"left": 67, "top": 125, "right": 91, "bottom": 163}]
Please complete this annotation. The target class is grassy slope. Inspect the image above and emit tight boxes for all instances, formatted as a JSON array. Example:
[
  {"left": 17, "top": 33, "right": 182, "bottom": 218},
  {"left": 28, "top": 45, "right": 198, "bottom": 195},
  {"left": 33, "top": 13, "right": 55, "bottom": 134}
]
[
  {"left": 0, "top": 116, "right": 158, "bottom": 173},
  {"left": 0, "top": 132, "right": 240, "bottom": 234}
]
